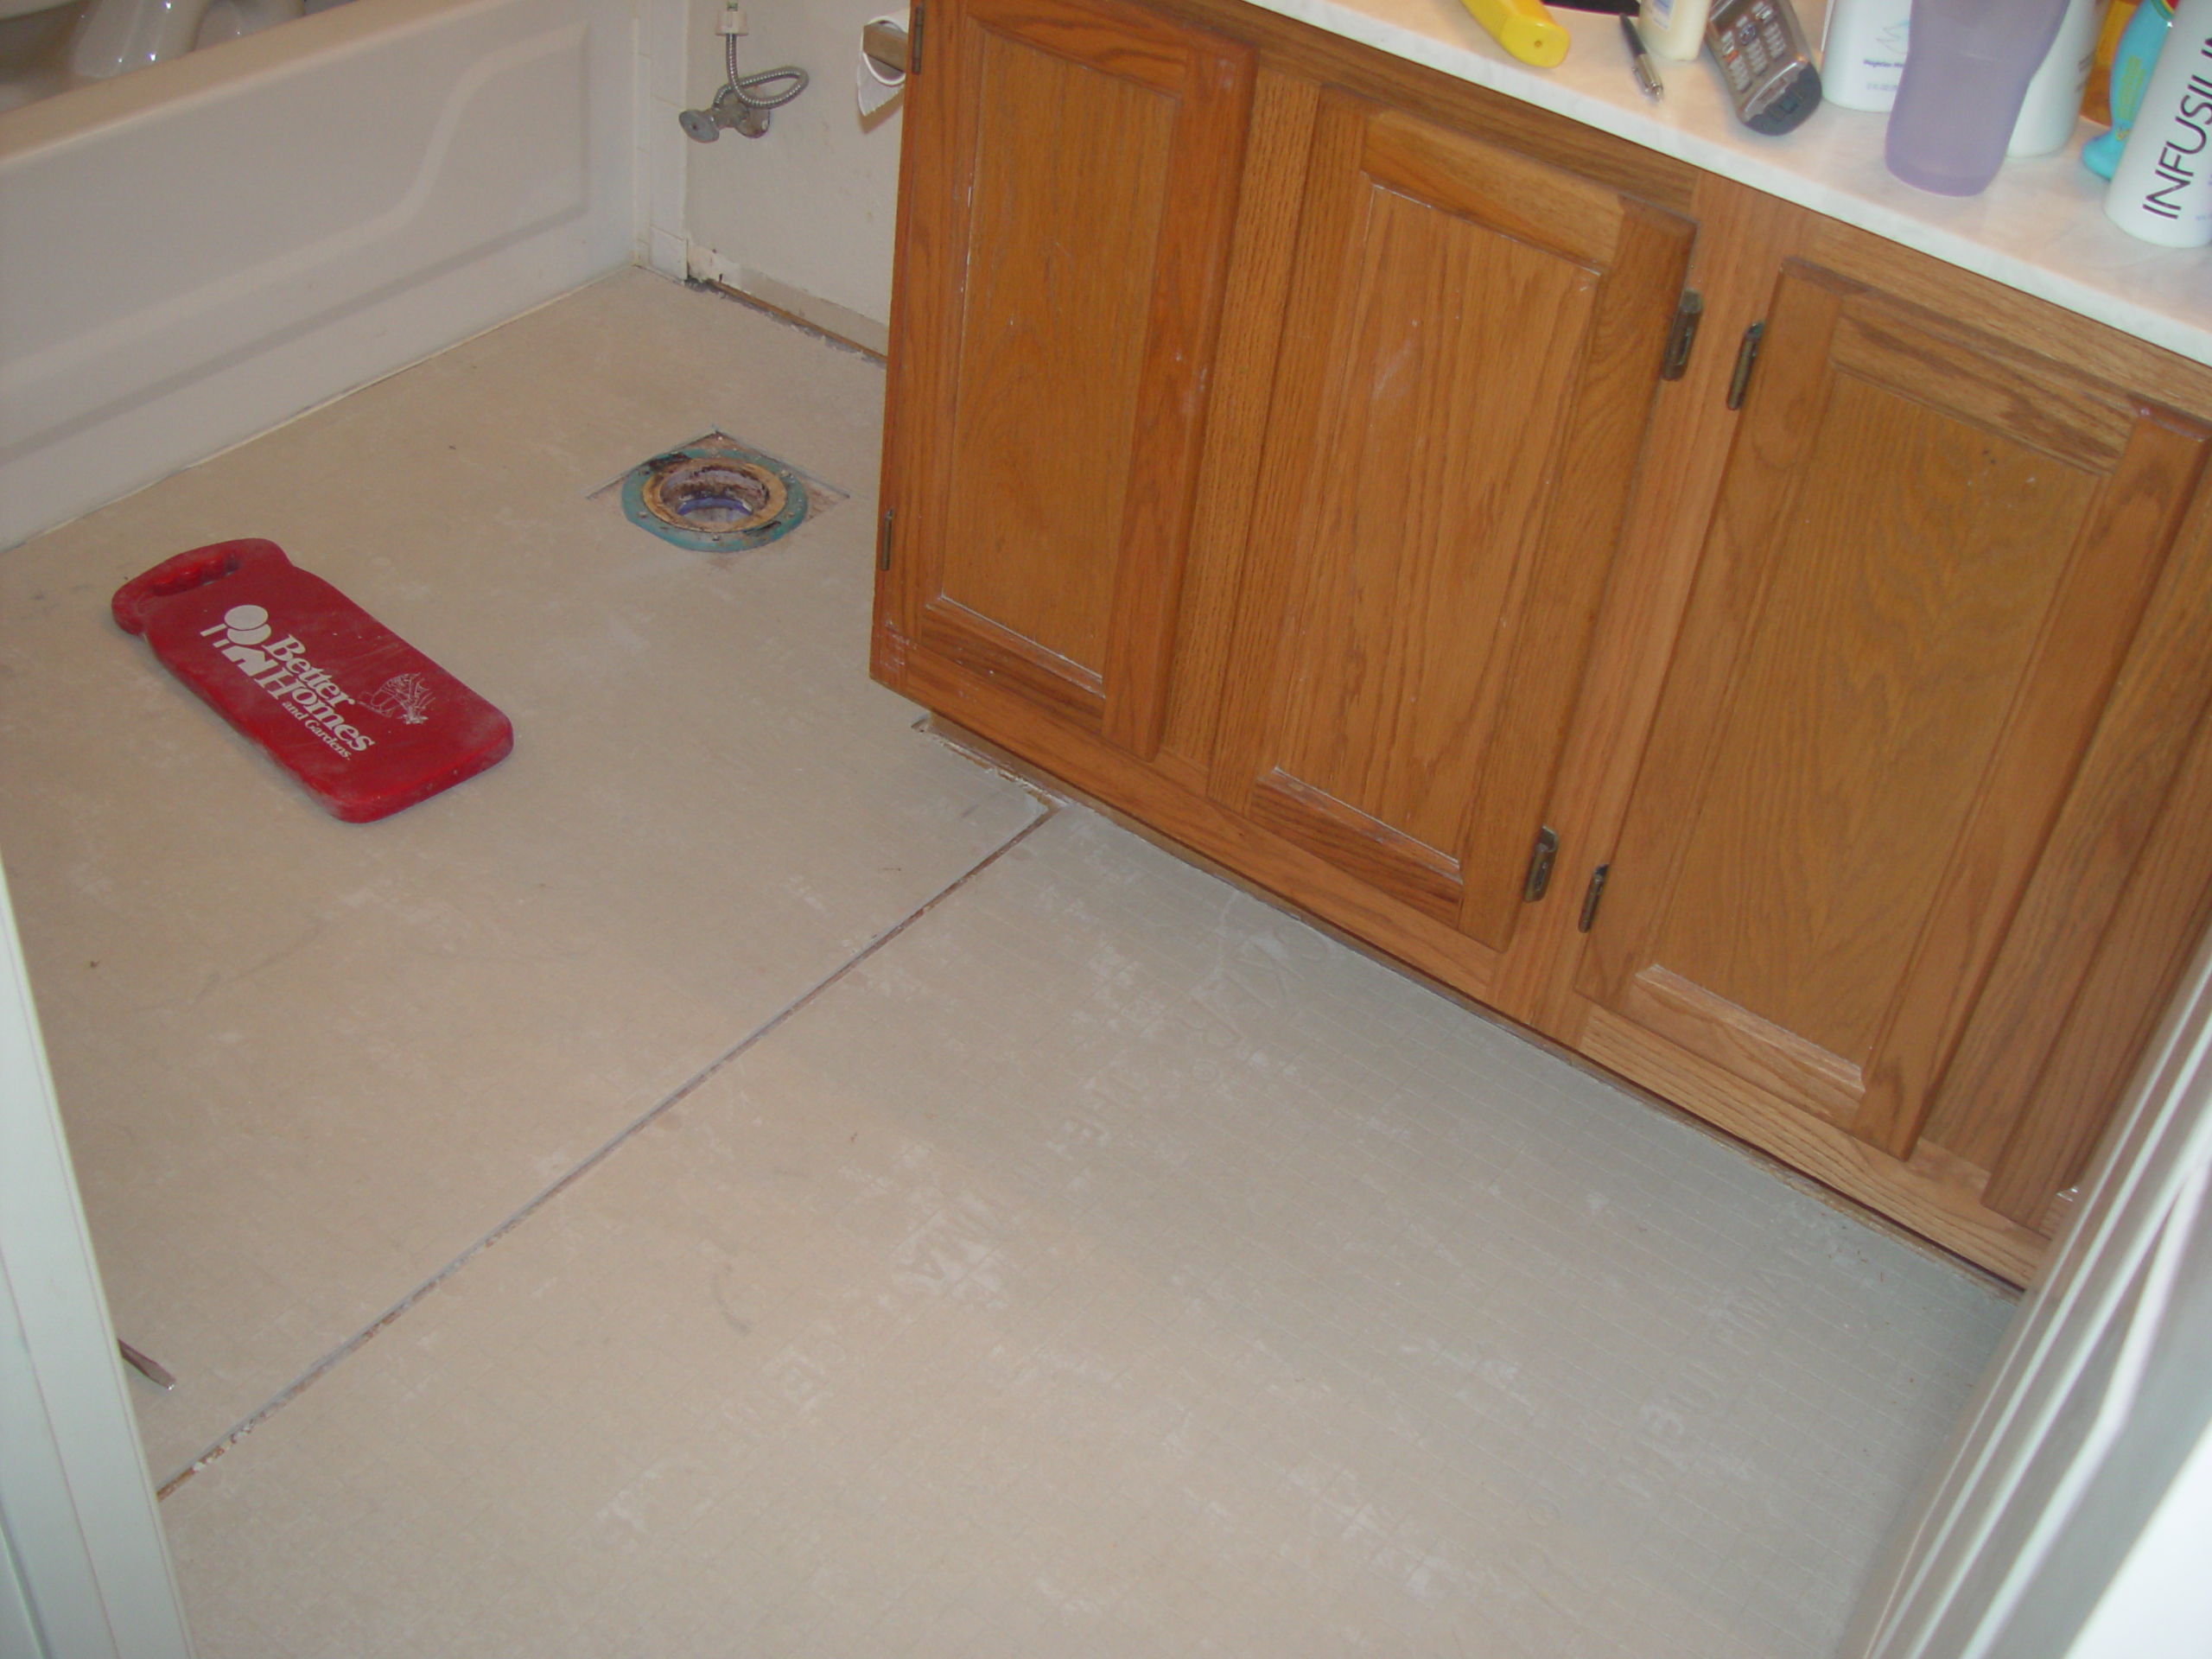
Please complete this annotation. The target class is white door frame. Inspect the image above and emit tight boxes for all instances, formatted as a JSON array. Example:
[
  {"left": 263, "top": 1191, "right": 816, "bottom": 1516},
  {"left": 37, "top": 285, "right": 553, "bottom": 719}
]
[
  {"left": 0, "top": 853, "right": 193, "bottom": 1659},
  {"left": 1847, "top": 926, "right": 2212, "bottom": 1659}
]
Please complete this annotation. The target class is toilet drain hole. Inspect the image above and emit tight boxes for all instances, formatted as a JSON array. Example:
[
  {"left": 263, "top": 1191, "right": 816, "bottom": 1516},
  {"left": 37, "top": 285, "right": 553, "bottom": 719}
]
[
  {"left": 643, "top": 455, "right": 787, "bottom": 534},
  {"left": 614, "top": 436, "right": 815, "bottom": 553}
]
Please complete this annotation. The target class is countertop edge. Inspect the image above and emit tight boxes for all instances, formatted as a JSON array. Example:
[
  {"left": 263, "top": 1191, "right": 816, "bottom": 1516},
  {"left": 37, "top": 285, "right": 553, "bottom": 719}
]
[{"left": 1235, "top": 0, "right": 2212, "bottom": 368}]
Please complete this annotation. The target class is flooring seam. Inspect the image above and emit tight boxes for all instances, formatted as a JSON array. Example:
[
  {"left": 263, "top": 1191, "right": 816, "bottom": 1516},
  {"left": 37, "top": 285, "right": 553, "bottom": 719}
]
[{"left": 155, "top": 799, "right": 1059, "bottom": 1500}]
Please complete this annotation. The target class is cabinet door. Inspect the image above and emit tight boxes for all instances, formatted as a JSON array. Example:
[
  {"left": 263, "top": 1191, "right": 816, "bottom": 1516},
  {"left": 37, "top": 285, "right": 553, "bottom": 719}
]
[
  {"left": 1211, "top": 92, "right": 1694, "bottom": 963},
  {"left": 877, "top": 0, "right": 1250, "bottom": 757},
  {"left": 1576, "top": 260, "right": 2212, "bottom": 1257}
]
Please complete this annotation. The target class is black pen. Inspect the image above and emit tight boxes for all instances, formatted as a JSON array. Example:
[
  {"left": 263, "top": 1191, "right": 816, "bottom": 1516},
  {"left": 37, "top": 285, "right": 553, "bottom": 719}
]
[{"left": 1622, "top": 14, "right": 1664, "bottom": 101}]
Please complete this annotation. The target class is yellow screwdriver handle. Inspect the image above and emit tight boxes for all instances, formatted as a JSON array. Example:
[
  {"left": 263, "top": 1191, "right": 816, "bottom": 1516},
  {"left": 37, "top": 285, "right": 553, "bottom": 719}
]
[{"left": 1456, "top": 0, "right": 1569, "bottom": 66}]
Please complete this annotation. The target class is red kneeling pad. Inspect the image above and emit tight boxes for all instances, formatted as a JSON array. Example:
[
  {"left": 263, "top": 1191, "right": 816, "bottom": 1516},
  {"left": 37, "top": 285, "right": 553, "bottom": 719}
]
[{"left": 113, "top": 539, "right": 512, "bottom": 823}]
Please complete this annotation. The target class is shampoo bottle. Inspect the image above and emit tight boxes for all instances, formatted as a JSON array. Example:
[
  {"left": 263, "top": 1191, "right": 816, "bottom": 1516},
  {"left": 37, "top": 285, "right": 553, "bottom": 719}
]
[
  {"left": 2010, "top": 0, "right": 2103, "bottom": 154},
  {"left": 1638, "top": 0, "right": 1711, "bottom": 62},
  {"left": 2084, "top": 0, "right": 2139, "bottom": 124},
  {"left": 2085, "top": 0, "right": 2177, "bottom": 176},
  {"left": 1885, "top": 0, "right": 2071, "bottom": 194},
  {"left": 1822, "top": 0, "right": 1912, "bottom": 112}
]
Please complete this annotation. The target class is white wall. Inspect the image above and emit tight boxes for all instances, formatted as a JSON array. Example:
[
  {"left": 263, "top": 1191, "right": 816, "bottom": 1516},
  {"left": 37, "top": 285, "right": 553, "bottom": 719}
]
[{"left": 677, "top": 0, "right": 903, "bottom": 348}]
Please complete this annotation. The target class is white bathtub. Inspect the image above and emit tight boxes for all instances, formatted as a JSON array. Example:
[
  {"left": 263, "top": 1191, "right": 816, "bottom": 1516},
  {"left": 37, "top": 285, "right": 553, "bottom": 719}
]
[{"left": 0, "top": 0, "right": 636, "bottom": 548}]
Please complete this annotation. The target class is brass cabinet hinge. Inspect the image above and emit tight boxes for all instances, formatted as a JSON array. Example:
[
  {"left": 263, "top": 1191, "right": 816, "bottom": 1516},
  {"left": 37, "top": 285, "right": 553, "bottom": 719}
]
[
  {"left": 877, "top": 506, "right": 895, "bottom": 572},
  {"left": 1726, "top": 321, "right": 1765, "bottom": 411},
  {"left": 1522, "top": 825, "right": 1560, "bottom": 903},
  {"left": 1578, "top": 863, "right": 1610, "bottom": 934},
  {"left": 1661, "top": 290, "right": 1702, "bottom": 382}
]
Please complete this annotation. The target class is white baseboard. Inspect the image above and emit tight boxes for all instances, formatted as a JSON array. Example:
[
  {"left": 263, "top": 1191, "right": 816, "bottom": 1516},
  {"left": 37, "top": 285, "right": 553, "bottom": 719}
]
[{"left": 683, "top": 242, "right": 890, "bottom": 356}]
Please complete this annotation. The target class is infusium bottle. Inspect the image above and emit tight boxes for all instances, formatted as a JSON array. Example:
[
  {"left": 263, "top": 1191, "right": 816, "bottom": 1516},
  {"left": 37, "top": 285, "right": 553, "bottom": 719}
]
[{"left": 2106, "top": 0, "right": 2212, "bottom": 244}]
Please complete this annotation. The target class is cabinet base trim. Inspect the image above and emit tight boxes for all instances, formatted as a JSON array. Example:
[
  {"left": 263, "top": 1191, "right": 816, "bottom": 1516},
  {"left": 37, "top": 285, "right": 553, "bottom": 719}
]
[
  {"left": 893, "top": 645, "right": 1504, "bottom": 1005},
  {"left": 1622, "top": 965, "right": 1866, "bottom": 1128},
  {"left": 1249, "top": 768, "right": 1465, "bottom": 925},
  {"left": 1577, "top": 1005, "right": 2047, "bottom": 1284},
  {"left": 914, "top": 696, "right": 2043, "bottom": 1289}
]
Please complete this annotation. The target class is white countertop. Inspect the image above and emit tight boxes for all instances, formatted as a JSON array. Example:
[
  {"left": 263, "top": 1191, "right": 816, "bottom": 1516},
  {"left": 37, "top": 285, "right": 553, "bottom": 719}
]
[{"left": 1238, "top": 0, "right": 2212, "bottom": 366}]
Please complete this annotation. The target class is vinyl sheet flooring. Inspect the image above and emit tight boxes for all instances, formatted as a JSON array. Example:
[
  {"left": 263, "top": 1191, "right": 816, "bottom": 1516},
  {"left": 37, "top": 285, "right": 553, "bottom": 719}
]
[{"left": 0, "top": 268, "right": 2017, "bottom": 1657}]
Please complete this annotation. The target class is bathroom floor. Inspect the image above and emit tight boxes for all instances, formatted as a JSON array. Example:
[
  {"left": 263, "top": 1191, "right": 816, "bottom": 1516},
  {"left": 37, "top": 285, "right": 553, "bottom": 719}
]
[{"left": 0, "top": 269, "right": 2014, "bottom": 1657}]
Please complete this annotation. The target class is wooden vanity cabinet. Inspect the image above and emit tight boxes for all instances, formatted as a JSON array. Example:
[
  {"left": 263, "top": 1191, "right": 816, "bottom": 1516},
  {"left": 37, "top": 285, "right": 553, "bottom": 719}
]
[
  {"left": 872, "top": 0, "right": 2212, "bottom": 1284},
  {"left": 871, "top": 0, "right": 1252, "bottom": 757},
  {"left": 1208, "top": 91, "right": 1694, "bottom": 982},
  {"left": 1572, "top": 237, "right": 2212, "bottom": 1279},
  {"left": 877, "top": 0, "right": 1715, "bottom": 1009}
]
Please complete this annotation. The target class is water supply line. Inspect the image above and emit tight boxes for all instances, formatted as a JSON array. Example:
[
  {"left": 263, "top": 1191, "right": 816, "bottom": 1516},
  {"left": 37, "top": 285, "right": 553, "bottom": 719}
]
[{"left": 680, "top": 26, "right": 809, "bottom": 141}]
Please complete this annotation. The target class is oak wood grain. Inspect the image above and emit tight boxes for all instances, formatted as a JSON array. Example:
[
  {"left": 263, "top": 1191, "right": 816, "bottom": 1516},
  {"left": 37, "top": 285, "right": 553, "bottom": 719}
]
[
  {"left": 1452, "top": 196, "right": 1692, "bottom": 949},
  {"left": 1934, "top": 469, "right": 2212, "bottom": 1173},
  {"left": 876, "top": 0, "right": 976, "bottom": 647},
  {"left": 972, "top": 0, "right": 1193, "bottom": 90},
  {"left": 937, "top": 25, "right": 1173, "bottom": 674},
  {"left": 887, "top": 0, "right": 1251, "bottom": 755},
  {"left": 1574, "top": 258, "right": 2211, "bottom": 1190},
  {"left": 1216, "top": 92, "right": 1687, "bottom": 962},
  {"left": 1569, "top": 239, "right": 2212, "bottom": 1263},
  {"left": 1249, "top": 767, "right": 1465, "bottom": 925},
  {"left": 1360, "top": 104, "right": 1624, "bottom": 262},
  {"left": 1622, "top": 965, "right": 1865, "bottom": 1128},
  {"left": 1159, "top": 67, "right": 1320, "bottom": 773},
  {"left": 1485, "top": 181, "right": 1811, "bottom": 1037},
  {"left": 1205, "top": 89, "right": 1373, "bottom": 819},
  {"left": 1267, "top": 178, "right": 1592, "bottom": 861},
  {"left": 1856, "top": 404, "right": 2211, "bottom": 1159},
  {"left": 1827, "top": 305, "right": 2136, "bottom": 474},
  {"left": 903, "top": 642, "right": 1502, "bottom": 1000},
  {"left": 1576, "top": 264, "right": 1850, "bottom": 1013},
  {"left": 1099, "top": 33, "right": 1255, "bottom": 758},
  {"left": 1577, "top": 1006, "right": 2047, "bottom": 1284},
  {"left": 916, "top": 598, "right": 1108, "bottom": 733},
  {"left": 1807, "top": 215, "right": 2212, "bottom": 416},
  {"left": 1985, "top": 691, "right": 2212, "bottom": 1222},
  {"left": 1141, "top": 0, "right": 1701, "bottom": 214},
  {"left": 1657, "top": 365, "right": 2094, "bottom": 1062}
]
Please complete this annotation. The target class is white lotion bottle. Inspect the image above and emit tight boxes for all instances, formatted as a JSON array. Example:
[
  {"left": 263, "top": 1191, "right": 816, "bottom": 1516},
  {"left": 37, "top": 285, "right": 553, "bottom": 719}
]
[
  {"left": 2010, "top": 0, "right": 2103, "bottom": 154},
  {"left": 2106, "top": 0, "right": 2212, "bottom": 245},
  {"left": 1639, "top": 0, "right": 1712, "bottom": 62},
  {"left": 1821, "top": 0, "right": 1912, "bottom": 111}
]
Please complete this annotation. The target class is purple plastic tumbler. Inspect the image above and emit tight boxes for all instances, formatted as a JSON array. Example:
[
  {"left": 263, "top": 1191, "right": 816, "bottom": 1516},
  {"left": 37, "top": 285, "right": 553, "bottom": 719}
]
[{"left": 1885, "top": 0, "right": 2070, "bottom": 195}]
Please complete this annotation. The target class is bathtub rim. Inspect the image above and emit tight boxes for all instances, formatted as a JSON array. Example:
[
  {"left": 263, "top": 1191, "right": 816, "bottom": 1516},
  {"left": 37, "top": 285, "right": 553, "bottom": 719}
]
[{"left": 0, "top": 0, "right": 542, "bottom": 165}]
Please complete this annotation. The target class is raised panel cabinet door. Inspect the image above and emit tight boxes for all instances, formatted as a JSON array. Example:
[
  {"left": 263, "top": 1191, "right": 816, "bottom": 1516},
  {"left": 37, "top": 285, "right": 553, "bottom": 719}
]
[
  {"left": 1211, "top": 93, "right": 1694, "bottom": 958},
  {"left": 1576, "top": 259, "right": 2212, "bottom": 1254},
  {"left": 876, "top": 0, "right": 1252, "bottom": 755}
]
